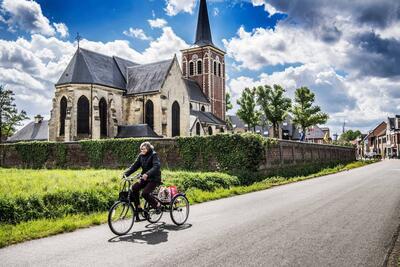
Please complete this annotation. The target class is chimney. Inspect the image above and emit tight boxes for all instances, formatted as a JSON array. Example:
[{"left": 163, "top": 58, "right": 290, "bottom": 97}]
[{"left": 34, "top": 115, "right": 43, "bottom": 123}]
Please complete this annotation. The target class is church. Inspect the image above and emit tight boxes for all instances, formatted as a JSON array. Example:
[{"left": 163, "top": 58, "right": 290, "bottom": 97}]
[{"left": 48, "top": 0, "right": 226, "bottom": 141}]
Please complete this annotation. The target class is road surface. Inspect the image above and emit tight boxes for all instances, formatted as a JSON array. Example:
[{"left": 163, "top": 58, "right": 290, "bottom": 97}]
[{"left": 1, "top": 160, "right": 400, "bottom": 267}]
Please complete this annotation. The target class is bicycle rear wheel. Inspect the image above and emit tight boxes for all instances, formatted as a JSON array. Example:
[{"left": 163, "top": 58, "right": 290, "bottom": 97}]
[
  {"left": 170, "top": 194, "right": 189, "bottom": 225},
  {"left": 144, "top": 201, "right": 163, "bottom": 223},
  {"left": 108, "top": 201, "right": 135, "bottom": 236}
]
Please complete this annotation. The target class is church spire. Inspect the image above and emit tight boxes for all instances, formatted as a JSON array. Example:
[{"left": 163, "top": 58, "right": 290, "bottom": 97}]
[{"left": 195, "top": 0, "right": 213, "bottom": 46}]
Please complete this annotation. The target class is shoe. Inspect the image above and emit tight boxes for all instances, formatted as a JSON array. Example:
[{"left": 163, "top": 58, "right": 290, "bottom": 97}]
[{"left": 155, "top": 205, "right": 162, "bottom": 214}]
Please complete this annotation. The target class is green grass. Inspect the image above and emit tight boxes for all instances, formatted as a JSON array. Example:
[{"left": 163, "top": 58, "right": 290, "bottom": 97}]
[{"left": 0, "top": 160, "right": 376, "bottom": 248}]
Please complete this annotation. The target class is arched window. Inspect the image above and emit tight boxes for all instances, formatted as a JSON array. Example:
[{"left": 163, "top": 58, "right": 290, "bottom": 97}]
[
  {"left": 218, "top": 63, "right": 221, "bottom": 77},
  {"left": 213, "top": 61, "right": 217, "bottom": 75},
  {"left": 172, "top": 101, "right": 180, "bottom": 137},
  {"left": 201, "top": 105, "right": 205, "bottom": 112},
  {"left": 220, "top": 128, "right": 225, "bottom": 133},
  {"left": 208, "top": 126, "right": 213, "bottom": 135},
  {"left": 99, "top": 98, "right": 107, "bottom": 137},
  {"left": 197, "top": 60, "right": 202, "bottom": 75},
  {"left": 59, "top": 96, "right": 67, "bottom": 136},
  {"left": 77, "top": 95, "right": 90, "bottom": 135},
  {"left": 190, "top": 103, "right": 193, "bottom": 110},
  {"left": 196, "top": 122, "right": 201, "bottom": 135},
  {"left": 145, "top": 100, "right": 154, "bottom": 130},
  {"left": 189, "top": 62, "right": 194, "bottom": 76}
]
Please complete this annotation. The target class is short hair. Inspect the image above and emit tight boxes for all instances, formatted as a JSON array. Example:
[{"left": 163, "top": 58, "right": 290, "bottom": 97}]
[{"left": 140, "top": 141, "right": 154, "bottom": 151}]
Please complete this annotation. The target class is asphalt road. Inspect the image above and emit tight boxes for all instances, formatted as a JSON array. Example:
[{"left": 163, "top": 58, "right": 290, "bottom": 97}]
[{"left": 2, "top": 160, "right": 400, "bottom": 267}]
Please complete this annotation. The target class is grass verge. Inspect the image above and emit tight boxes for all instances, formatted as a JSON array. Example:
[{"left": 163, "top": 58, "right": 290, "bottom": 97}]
[{"left": 0, "top": 160, "right": 376, "bottom": 248}]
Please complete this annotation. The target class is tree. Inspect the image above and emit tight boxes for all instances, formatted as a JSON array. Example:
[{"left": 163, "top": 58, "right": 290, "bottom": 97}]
[
  {"left": 0, "top": 85, "right": 29, "bottom": 142},
  {"left": 339, "top": 130, "right": 362, "bottom": 142},
  {"left": 256, "top": 84, "right": 291, "bottom": 138},
  {"left": 236, "top": 87, "right": 260, "bottom": 132},
  {"left": 291, "top": 87, "right": 329, "bottom": 134},
  {"left": 225, "top": 91, "right": 233, "bottom": 130},
  {"left": 226, "top": 91, "right": 233, "bottom": 112}
]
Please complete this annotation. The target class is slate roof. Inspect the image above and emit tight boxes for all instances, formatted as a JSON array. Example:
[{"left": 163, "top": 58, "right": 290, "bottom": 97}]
[
  {"left": 191, "top": 110, "right": 225, "bottom": 125},
  {"left": 56, "top": 48, "right": 176, "bottom": 95},
  {"left": 195, "top": 0, "right": 214, "bottom": 46},
  {"left": 116, "top": 124, "right": 161, "bottom": 138},
  {"left": 126, "top": 59, "right": 173, "bottom": 95},
  {"left": 305, "top": 125, "right": 325, "bottom": 139},
  {"left": 183, "top": 78, "right": 209, "bottom": 103},
  {"left": 7, "top": 120, "right": 49, "bottom": 142},
  {"left": 56, "top": 48, "right": 137, "bottom": 90}
]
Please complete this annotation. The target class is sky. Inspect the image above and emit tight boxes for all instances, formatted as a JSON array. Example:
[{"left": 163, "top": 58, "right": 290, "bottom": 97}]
[{"left": 1, "top": 0, "right": 400, "bottom": 136}]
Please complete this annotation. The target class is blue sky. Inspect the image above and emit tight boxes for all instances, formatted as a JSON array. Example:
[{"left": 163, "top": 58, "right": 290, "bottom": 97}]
[{"left": 1, "top": 0, "right": 400, "bottom": 135}]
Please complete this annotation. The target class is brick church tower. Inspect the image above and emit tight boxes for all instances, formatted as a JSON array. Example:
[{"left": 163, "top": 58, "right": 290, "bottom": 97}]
[{"left": 181, "top": 0, "right": 226, "bottom": 120}]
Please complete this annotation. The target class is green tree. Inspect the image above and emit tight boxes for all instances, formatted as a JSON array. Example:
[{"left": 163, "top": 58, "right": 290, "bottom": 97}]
[
  {"left": 339, "top": 130, "right": 362, "bottom": 142},
  {"left": 256, "top": 84, "right": 291, "bottom": 138},
  {"left": 225, "top": 91, "right": 233, "bottom": 130},
  {"left": 291, "top": 87, "right": 329, "bottom": 134},
  {"left": 0, "top": 85, "right": 29, "bottom": 142},
  {"left": 236, "top": 87, "right": 260, "bottom": 132}
]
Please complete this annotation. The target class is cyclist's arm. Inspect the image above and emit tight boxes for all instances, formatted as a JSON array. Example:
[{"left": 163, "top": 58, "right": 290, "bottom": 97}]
[
  {"left": 145, "top": 154, "right": 161, "bottom": 179},
  {"left": 124, "top": 156, "right": 141, "bottom": 177}
]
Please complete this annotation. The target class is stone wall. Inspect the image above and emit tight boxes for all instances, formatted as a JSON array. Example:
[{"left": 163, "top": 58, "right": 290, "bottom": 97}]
[{"left": 0, "top": 139, "right": 355, "bottom": 174}]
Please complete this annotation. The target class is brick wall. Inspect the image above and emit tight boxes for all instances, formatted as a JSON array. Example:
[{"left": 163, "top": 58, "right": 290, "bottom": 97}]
[{"left": 0, "top": 139, "right": 356, "bottom": 174}]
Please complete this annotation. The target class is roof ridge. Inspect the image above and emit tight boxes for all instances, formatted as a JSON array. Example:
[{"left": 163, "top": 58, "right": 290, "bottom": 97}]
[
  {"left": 127, "top": 58, "right": 174, "bottom": 69},
  {"left": 79, "top": 49, "right": 97, "bottom": 83}
]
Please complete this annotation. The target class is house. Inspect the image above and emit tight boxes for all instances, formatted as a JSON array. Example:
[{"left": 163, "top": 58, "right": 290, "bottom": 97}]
[
  {"left": 385, "top": 115, "right": 400, "bottom": 158},
  {"left": 227, "top": 115, "right": 302, "bottom": 140},
  {"left": 366, "top": 121, "right": 387, "bottom": 157},
  {"left": 48, "top": 0, "right": 226, "bottom": 142},
  {"left": 305, "top": 125, "right": 331, "bottom": 144},
  {"left": 7, "top": 115, "right": 48, "bottom": 142}
]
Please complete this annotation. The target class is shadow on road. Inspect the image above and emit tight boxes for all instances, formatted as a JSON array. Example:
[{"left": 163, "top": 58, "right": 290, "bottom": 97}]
[{"left": 108, "top": 222, "right": 192, "bottom": 245}]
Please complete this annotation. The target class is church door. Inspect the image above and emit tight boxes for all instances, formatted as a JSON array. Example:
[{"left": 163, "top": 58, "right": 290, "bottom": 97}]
[
  {"left": 145, "top": 100, "right": 154, "bottom": 130},
  {"left": 59, "top": 96, "right": 67, "bottom": 136},
  {"left": 172, "top": 101, "right": 180, "bottom": 137},
  {"left": 99, "top": 98, "right": 107, "bottom": 137},
  {"left": 77, "top": 95, "right": 90, "bottom": 135}
]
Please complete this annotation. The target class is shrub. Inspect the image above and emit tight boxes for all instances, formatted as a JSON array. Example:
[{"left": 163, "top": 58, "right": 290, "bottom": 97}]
[{"left": 176, "top": 133, "right": 276, "bottom": 172}]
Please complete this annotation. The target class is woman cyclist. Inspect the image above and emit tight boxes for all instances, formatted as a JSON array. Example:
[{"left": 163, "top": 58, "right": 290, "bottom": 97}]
[{"left": 124, "top": 141, "right": 162, "bottom": 219}]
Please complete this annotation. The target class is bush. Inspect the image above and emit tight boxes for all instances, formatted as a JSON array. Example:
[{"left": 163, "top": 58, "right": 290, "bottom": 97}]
[{"left": 176, "top": 133, "right": 276, "bottom": 172}]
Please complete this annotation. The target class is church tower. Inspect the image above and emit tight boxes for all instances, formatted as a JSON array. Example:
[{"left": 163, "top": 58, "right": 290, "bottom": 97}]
[{"left": 181, "top": 0, "right": 226, "bottom": 120}]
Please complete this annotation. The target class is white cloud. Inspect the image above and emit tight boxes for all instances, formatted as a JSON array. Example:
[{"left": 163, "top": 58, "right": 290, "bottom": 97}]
[
  {"left": 53, "top": 22, "right": 69, "bottom": 38},
  {"left": 213, "top": 7, "right": 220, "bottom": 16},
  {"left": 148, "top": 18, "right": 168, "bottom": 28},
  {"left": 123, "top": 28, "right": 152, "bottom": 41},
  {"left": 140, "top": 26, "right": 189, "bottom": 62},
  {"left": 251, "top": 0, "right": 280, "bottom": 17},
  {"left": 165, "top": 0, "right": 196, "bottom": 16},
  {"left": 223, "top": 25, "right": 350, "bottom": 71},
  {"left": 0, "top": 0, "right": 55, "bottom": 36}
]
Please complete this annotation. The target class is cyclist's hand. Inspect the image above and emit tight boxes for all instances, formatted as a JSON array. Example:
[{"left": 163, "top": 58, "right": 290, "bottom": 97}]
[{"left": 142, "top": 174, "right": 148, "bottom": 180}]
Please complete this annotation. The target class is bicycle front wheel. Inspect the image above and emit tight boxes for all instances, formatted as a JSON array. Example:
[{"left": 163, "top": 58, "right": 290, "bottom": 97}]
[
  {"left": 170, "top": 194, "right": 189, "bottom": 225},
  {"left": 108, "top": 201, "right": 135, "bottom": 236}
]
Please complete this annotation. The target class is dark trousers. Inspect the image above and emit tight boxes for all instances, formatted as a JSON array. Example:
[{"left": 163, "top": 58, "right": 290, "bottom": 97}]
[{"left": 131, "top": 179, "right": 159, "bottom": 209}]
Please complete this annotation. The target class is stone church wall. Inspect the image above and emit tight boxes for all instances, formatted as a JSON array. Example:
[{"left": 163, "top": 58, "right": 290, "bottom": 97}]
[{"left": 1, "top": 139, "right": 356, "bottom": 175}]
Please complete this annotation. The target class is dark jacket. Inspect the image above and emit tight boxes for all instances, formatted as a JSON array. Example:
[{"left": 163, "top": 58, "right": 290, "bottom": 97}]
[{"left": 124, "top": 150, "right": 161, "bottom": 182}]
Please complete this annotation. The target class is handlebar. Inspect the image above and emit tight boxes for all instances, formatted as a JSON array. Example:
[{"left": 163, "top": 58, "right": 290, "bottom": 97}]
[{"left": 121, "top": 173, "right": 142, "bottom": 182}]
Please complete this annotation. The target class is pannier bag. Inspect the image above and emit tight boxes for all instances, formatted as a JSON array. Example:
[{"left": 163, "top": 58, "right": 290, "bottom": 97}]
[{"left": 158, "top": 186, "right": 178, "bottom": 203}]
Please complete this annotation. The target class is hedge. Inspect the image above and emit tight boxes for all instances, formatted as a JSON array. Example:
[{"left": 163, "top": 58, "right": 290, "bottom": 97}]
[
  {"left": 3, "top": 134, "right": 277, "bottom": 172},
  {"left": 0, "top": 169, "right": 241, "bottom": 225}
]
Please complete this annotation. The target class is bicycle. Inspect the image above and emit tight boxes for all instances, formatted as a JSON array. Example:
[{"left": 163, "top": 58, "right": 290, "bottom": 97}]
[{"left": 108, "top": 173, "right": 190, "bottom": 236}]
